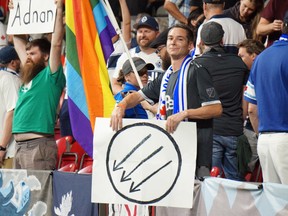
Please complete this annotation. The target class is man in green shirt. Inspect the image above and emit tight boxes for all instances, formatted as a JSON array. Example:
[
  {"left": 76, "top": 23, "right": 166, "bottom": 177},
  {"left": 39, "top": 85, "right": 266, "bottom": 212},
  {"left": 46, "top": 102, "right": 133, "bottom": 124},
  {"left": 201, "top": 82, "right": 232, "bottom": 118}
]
[{"left": 10, "top": 0, "right": 66, "bottom": 170}]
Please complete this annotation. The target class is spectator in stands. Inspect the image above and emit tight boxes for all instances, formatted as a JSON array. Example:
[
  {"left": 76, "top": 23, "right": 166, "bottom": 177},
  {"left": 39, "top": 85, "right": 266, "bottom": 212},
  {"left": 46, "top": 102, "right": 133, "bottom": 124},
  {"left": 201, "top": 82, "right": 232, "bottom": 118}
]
[
  {"left": 256, "top": 0, "right": 288, "bottom": 47},
  {"left": 237, "top": 39, "right": 265, "bottom": 172},
  {"left": 110, "top": 23, "right": 222, "bottom": 179},
  {"left": 196, "top": 21, "right": 249, "bottom": 180},
  {"left": 244, "top": 11, "right": 288, "bottom": 185},
  {"left": 9, "top": 0, "right": 65, "bottom": 170},
  {"left": 111, "top": 16, "right": 162, "bottom": 95},
  {"left": 164, "top": 0, "right": 191, "bottom": 26},
  {"left": 0, "top": 45, "right": 21, "bottom": 168},
  {"left": 149, "top": 28, "right": 171, "bottom": 70},
  {"left": 115, "top": 57, "right": 155, "bottom": 118},
  {"left": 195, "top": 0, "right": 246, "bottom": 55},
  {"left": 238, "top": 39, "right": 265, "bottom": 70},
  {"left": 223, "top": 0, "right": 264, "bottom": 39}
]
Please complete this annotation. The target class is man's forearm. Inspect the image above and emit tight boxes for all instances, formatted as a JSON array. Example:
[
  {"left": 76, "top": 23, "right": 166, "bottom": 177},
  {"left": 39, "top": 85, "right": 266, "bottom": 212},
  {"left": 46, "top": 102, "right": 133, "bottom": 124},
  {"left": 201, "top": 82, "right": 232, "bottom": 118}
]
[
  {"left": 118, "top": 92, "right": 145, "bottom": 109},
  {"left": 50, "top": 0, "right": 64, "bottom": 72},
  {"left": 183, "top": 103, "right": 222, "bottom": 120},
  {"left": 248, "top": 103, "right": 259, "bottom": 134},
  {"left": 0, "top": 110, "right": 14, "bottom": 149}
]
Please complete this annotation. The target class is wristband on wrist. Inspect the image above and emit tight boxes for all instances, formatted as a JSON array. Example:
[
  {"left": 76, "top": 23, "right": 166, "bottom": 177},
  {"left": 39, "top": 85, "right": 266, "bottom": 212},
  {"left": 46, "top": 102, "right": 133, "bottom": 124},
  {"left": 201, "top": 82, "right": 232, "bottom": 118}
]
[
  {"left": 116, "top": 103, "right": 126, "bottom": 110},
  {"left": 0, "top": 146, "right": 6, "bottom": 151}
]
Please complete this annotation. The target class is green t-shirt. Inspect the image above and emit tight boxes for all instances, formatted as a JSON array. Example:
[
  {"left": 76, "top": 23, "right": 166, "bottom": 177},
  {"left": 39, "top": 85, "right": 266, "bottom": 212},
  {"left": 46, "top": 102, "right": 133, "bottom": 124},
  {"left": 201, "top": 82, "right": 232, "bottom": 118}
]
[{"left": 12, "top": 64, "right": 66, "bottom": 135}]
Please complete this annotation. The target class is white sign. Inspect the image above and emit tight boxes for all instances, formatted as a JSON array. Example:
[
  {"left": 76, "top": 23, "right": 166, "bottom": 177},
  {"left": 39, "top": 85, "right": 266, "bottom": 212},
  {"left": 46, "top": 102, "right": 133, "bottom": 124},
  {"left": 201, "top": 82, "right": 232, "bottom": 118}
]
[
  {"left": 92, "top": 118, "right": 197, "bottom": 208},
  {"left": 7, "top": 0, "right": 57, "bottom": 35}
]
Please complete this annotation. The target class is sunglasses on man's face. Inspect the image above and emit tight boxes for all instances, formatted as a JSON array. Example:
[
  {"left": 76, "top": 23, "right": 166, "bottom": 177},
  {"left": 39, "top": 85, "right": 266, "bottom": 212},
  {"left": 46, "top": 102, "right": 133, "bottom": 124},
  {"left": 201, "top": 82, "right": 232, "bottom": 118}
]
[{"left": 155, "top": 45, "right": 165, "bottom": 54}]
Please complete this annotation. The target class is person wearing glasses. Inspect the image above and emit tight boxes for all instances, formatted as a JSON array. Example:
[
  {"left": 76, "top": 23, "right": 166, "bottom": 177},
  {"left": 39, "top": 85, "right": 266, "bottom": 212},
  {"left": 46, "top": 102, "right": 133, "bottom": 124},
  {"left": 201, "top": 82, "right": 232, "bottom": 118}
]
[{"left": 150, "top": 28, "right": 171, "bottom": 71}]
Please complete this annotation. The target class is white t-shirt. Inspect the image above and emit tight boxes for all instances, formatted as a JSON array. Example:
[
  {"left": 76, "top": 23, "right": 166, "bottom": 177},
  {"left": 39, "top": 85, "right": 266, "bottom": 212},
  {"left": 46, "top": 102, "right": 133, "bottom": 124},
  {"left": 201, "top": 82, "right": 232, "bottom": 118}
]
[
  {"left": 195, "top": 16, "right": 247, "bottom": 56},
  {"left": 0, "top": 69, "right": 21, "bottom": 158}
]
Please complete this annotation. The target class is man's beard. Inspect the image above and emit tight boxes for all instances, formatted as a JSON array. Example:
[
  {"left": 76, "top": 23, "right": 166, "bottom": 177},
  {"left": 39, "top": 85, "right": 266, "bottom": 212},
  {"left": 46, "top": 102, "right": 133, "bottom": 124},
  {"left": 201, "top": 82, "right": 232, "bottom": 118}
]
[
  {"left": 21, "top": 58, "right": 46, "bottom": 84},
  {"left": 162, "top": 52, "right": 172, "bottom": 70}
]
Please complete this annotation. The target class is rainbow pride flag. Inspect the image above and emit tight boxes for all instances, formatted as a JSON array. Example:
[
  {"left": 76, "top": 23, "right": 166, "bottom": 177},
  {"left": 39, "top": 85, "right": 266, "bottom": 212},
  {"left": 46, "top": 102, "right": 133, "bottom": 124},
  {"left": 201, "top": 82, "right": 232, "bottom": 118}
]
[{"left": 66, "top": 0, "right": 116, "bottom": 156}]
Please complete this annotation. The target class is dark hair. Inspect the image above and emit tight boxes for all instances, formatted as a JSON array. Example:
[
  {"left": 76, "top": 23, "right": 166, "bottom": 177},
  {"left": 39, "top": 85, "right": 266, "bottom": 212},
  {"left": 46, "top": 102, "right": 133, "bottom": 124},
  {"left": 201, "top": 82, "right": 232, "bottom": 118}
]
[
  {"left": 26, "top": 38, "right": 51, "bottom": 56},
  {"left": 237, "top": 39, "right": 265, "bottom": 55},
  {"left": 187, "top": 7, "right": 204, "bottom": 29},
  {"left": 169, "top": 23, "right": 194, "bottom": 43},
  {"left": 117, "top": 69, "right": 126, "bottom": 84},
  {"left": 249, "top": 0, "right": 264, "bottom": 15}
]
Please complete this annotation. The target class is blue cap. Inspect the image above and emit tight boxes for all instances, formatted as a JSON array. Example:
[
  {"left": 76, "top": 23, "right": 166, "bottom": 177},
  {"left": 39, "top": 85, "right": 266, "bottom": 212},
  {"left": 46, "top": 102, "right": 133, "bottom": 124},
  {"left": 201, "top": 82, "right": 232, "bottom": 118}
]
[
  {"left": 0, "top": 46, "right": 19, "bottom": 64},
  {"left": 134, "top": 16, "right": 159, "bottom": 31}
]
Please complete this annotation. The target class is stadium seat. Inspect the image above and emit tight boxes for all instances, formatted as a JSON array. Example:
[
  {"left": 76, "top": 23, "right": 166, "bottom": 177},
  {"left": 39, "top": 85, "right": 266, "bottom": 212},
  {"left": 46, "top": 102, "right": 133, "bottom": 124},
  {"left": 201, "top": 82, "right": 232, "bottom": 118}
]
[
  {"left": 77, "top": 164, "right": 93, "bottom": 174},
  {"left": 58, "top": 152, "right": 79, "bottom": 171},
  {"left": 56, "top": 136, "right": 74, "bottom": 167},
  {"left": 245, "top": 159, "right": 263, "bottom": 182},
  {"left": 58, "top": 163, "right": 77, "bottom": 172},
  {"left": 79, "top": 153, "right": 93, "bottom": 170}
]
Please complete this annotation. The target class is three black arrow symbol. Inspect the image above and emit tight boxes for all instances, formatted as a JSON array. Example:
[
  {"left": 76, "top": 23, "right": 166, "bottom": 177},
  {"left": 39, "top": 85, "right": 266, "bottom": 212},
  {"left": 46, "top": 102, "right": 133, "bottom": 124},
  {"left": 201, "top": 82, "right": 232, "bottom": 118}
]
[
  {"left": 120, "top": 146, "right": 164, "bottom": 182},
  {"left": 113, "top": 134, "right": 152, "bottom": 171},
  {"left": 112, "top": 133, "right": 173, "bottom": 193},
  {"left": 129, "top": 160, "right": 172, "bottom": 193}
]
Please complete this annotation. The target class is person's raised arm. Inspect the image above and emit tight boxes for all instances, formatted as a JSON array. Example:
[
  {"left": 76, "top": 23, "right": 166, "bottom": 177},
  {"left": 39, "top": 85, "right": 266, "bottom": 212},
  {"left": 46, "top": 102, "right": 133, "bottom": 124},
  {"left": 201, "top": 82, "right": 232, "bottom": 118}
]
[
  {"left": 8, "top": 0, "right": 27, "bottom": 66},
  {"left": 164, "top": 0, "right": 188, "bottom": 25},
  {"left": 110, "top": 92, "right": 145, "bottom": 131},
  {"left": 119, "top": 0, "right": 131, "bottom": 47},
  {"left": 49, "top": 0, "right": 64, "bottom": 73}
]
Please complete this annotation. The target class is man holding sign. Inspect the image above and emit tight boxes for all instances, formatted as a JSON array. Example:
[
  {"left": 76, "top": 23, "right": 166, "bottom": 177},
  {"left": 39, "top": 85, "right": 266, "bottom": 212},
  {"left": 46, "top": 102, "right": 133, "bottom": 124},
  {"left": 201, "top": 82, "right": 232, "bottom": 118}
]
[
  {"left": 110, "top": 24, "right": 222, "bottom": 178},
  {"left": 8, "top": 0, "right": 65, "bottom": 170}
]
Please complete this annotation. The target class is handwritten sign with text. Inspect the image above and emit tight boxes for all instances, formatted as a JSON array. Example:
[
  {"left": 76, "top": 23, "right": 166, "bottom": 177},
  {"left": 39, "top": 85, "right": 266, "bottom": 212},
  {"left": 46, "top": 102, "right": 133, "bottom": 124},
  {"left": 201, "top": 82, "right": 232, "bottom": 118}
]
[{"left": 7, "top": 0, "right": 56, "bottom": 35}]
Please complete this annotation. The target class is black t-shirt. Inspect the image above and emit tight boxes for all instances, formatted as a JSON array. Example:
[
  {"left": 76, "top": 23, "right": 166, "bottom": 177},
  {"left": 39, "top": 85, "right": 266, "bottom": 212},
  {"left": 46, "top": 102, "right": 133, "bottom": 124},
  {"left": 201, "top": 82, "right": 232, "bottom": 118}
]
[
  {"left": 140, "top": 61, "right": 221, "bottom": 167},
  {"left": 194, "top": 47, "right": 249, "bottom": 136}
]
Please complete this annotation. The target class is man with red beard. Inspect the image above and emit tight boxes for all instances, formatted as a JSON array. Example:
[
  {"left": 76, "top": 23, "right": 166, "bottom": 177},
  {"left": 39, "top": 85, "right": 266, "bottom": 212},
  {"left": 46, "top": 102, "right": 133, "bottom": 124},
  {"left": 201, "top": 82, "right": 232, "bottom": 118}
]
[
  {"left": 9, "top": 0, "right": 65, "bottom": 170},
  {"left": 111, "top": 15, "right": 163, "bottom": 95}
]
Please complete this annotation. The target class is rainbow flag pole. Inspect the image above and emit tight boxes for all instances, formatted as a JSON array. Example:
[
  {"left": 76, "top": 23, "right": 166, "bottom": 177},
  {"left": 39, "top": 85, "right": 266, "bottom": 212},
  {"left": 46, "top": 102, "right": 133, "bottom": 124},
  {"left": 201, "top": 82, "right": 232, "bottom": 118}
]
[
  {"left": 66, "top": 0, "right": 117, "bottom": 157},
  {"left": 102, "top": 0, "right": 144, "bottom": 89}
]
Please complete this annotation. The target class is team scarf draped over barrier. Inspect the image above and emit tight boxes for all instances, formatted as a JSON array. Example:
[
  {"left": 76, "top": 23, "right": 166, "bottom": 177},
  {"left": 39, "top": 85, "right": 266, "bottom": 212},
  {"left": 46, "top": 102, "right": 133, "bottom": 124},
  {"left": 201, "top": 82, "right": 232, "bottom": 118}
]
[
  {"left": 156, "top": 55, "right": 193, "bottom": 120},
  {"left": 66, "top": 0, "right": 116, "bottom": 157}
]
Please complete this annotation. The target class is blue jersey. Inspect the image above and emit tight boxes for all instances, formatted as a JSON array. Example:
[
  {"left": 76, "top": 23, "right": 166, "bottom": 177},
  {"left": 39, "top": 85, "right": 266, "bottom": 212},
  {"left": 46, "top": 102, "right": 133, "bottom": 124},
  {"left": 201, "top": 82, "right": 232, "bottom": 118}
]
[
  {"left": 244, "top": 38, "right": 288, "bottom": 132},
  {"left": 114, "top": 82, "right": 148, "bottom": 119}
]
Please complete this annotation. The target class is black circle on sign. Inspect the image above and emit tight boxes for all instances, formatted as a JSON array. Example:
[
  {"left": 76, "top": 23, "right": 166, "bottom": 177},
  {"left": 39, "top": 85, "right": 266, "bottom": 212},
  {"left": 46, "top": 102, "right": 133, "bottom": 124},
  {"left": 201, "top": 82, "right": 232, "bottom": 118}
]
[{"left": 106, "top": 122, "right": 182, "bottom": 204}]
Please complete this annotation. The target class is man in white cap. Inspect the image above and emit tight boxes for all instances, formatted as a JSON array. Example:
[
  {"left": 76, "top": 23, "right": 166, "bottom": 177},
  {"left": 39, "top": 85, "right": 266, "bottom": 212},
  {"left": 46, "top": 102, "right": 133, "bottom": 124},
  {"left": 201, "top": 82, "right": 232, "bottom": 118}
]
[{"left": 111, "top": 15, "right": 163, "bottom": 95}]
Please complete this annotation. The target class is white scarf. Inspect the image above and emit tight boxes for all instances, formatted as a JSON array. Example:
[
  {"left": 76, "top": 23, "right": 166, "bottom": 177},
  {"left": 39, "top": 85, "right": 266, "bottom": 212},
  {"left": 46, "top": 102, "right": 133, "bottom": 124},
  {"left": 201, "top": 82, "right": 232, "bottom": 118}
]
[{"left": 156, "top": 55, "right": 192, "bottom": 120}]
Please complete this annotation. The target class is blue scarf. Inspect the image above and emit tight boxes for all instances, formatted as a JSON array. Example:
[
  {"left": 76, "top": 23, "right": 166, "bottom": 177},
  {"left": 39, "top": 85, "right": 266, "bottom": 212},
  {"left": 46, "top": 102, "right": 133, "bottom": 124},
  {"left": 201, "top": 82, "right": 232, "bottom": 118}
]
[
  {"left": 279, "top": 34, "right": 288, "bottom": 41},
  {"left": 156, "top": 55, "right": 193, "bottom": 120}
]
